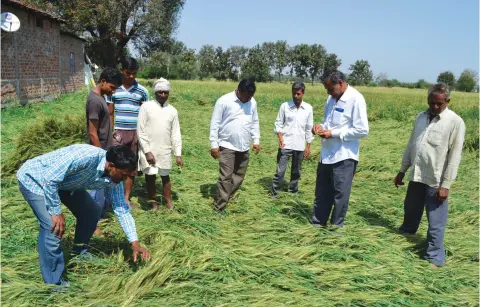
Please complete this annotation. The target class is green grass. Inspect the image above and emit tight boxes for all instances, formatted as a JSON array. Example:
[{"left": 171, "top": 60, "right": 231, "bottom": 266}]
[{"left": 1, "top": 81, "right": 478, "bottom": 306}]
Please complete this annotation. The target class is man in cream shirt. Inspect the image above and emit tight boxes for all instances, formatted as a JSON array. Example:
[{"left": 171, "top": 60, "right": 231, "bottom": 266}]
[
  {"left": 272, "top": 81, "right": 313, "bottom": 198},
  {"left": 394, "top": 83, "right": 465, "bottom": 268},
  {"left": 311, "top": 70, "right": 369, "bottom": 229},
  {"left": 209, "top": 79, "right": 260, "bottom": 212},
  {"left": 137, "top": 78, "right": 183, "bottom": 210}
]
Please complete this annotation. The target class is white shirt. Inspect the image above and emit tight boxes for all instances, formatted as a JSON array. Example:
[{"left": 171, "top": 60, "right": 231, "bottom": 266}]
[
  {"left": 400, "top": 108, "right": 465, "bottom": 189},
  {"left": 209, "top": 91, "right": 260, "bottom": 152},
  {"left": 137, "top": 100, "right": 182, "bottom": 170},
  {"left": 274, "top": 100, "right": 314, "bottom": 151},
  {"left": 320, "top": 85, "right": 369, "bottom": 164}
]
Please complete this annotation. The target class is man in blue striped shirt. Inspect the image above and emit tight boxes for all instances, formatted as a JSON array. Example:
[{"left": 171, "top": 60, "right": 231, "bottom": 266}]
[
  {"left": 17, "top": 144, "right": 151, "bottom": 286},
  {"left": 107, "top": 58, "right": 149, "bottom": 207}
]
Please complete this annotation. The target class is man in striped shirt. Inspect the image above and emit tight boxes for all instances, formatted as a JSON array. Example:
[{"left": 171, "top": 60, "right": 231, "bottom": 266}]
[
  {"left": 17, "top": 145, "right": 151, "bottom": 286},
  {"left": 107, "top": 58, "right": 149, "bottom": 207}
]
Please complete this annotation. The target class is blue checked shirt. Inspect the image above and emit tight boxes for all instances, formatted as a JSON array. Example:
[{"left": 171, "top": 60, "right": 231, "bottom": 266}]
[{"left": 16, "top": 144, "right": 138, "bottom": 242}]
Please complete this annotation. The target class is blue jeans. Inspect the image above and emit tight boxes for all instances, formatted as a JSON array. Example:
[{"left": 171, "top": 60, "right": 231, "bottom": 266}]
[{"left": 18, "top": 182, "right": 103, "bottom": 284}]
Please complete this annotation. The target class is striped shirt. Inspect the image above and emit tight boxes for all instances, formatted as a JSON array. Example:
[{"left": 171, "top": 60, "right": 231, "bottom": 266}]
[
  {"left": 106, "top": 81, "right": 149, "bottom": 130},
  {"left": 16, "top": 144, "right": 138, "bottom": 242}
]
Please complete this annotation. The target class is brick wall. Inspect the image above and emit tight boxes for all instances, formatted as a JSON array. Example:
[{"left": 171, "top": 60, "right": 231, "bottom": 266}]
[
  {"left": 60, "top": 33, "right": 85, "bottom": 93},
  {"left": 1, "top": 4, "right": 85, "bottom": 105}
]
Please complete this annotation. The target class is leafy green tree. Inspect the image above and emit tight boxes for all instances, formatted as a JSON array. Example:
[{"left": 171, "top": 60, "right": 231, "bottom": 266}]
[
  {"left": 348, "top": 60, "right": 373, "bottom": 85},
  {"left": 261, "top": 42, "right": 276, "bottom": 72},
  {"left": 227, "top": 46, "right": 249, "bottom": 81},
  {"left": 436, "top": 71, "right": 456, "bottom": 88},
  {"left": 214, "top": 47, "right": 230, "bottom": 81},
  {"left": 24, "top": 0, "right": 185, "bottom": 67},
  {"left": 456, "top": 69, "right": 477, "bottom": 92},
  {"left": 415, "top": 79, "right": 431, "bottom": 89},
  {"left": 272, "top": 41, "right": 289, "bottom": 81},
  {"left": 307, "top": 44, "right": 327, "bottom": 85},
  {"left": 174, "top": 48, "right": 198, "bottom": 80},
  {"left": 198, "top": 45, "right": 216, "bottom": 79},
  {"left": 242, "top": 45, "right": 271, "bottom": 82},
  {"left": 323, "top": 53, "right": 342, "bottom": 77},
  {"left": 291, "top": 44, "right": 311, "bottom": 80},
  {"left": 139, "top": 51, "right": 171, "bottom": 79}
]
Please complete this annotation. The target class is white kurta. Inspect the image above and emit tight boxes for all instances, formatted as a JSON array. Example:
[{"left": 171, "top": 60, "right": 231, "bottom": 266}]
[{"left": 137, "top": 100, "right": 182, "bottom": 171}]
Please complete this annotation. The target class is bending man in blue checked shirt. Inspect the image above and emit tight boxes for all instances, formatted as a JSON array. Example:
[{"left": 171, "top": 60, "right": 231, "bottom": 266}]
[{"left": 17, "top": 144, "right": 151, "bottom": 286}]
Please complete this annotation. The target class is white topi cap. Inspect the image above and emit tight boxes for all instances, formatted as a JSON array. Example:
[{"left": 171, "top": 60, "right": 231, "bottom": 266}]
[{"left": 153, "top": 78, "right": 171, "bottom": 92}]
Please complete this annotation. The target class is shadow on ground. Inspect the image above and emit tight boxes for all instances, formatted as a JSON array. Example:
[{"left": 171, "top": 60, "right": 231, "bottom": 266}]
[
  {"left": 357, "top": 209, "right": 426, "bottom": 258},
  {"left": 200, "top": 183, "right": 216, "bottom": 199}
]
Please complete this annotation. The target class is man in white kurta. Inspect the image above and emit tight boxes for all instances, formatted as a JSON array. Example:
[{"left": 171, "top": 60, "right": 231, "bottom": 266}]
[{"left": 137, "top": 78, "right": 183, "bottom": 210}]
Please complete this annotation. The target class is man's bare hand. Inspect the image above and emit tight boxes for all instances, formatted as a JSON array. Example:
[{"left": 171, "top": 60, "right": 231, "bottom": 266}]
[
  {"left": 210, "top": 148, "right": 220, "bottom": 159},
  {"left": 394, "top": 172, "right": 405, "bottom": 188},
  {"left": 50, "top": 214, "right": 66, "bottom": 239},
  {"left": 277, "top": 133, "right": 285, "bottom": 148},
  {"left": 131, "top": 241, "right": 151, "bottom": 262},
  {"left": 319, "top": 130, "right": 332, "bottom": 139},
  {"left": 435, "top": 187, "right": 449, "bottom": 202},
  {"left": 145, "top": 152, "right": 155, "bottom": 165},
  {"left": 312, "top": 124, "right": 324, "bottom": 135},
  {"left": 176, "top": 156, "right": 183, "bottom": 168},
  {"left": 304, "top": 147, "right": 311, "bottom": 159}
]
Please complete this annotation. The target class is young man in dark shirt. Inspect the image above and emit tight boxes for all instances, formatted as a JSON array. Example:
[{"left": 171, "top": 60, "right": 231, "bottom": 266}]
[
  {"left": 86, "top": 68, "right": 122, "bottom": 149},
  {"left": 86, "top": 68, "right": 123, "bottom": 234}
]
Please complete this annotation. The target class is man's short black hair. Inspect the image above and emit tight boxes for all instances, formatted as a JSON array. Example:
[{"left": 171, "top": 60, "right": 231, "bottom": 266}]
[
  {"left": 121, "top": 57, "right": 139, "bottom": 70},
  {"left": 322, "top": 70, "right": 347, "bottom": 85},
  {"left": 106, "top": 145, "right": 137, "bottom": 170},
  {"left": 98, "top": 67, "right": 122, "bottom": 86},
  {"left": 238, "top": 79, "right": 256, "bottom": 93},
  {"left": 292, "top": 81, "right": 305, "bottom": 92}
]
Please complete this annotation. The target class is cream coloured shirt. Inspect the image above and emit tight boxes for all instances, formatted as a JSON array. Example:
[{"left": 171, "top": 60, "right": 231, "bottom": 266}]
[
  {"left": 400, "top": 108, "right": 465, "bottom": 189},
  {"left": 137, "top": 100, "right": 182, "bottom": 171}
]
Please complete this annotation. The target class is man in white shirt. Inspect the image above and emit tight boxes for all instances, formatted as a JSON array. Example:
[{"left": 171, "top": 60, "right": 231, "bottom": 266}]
[
  {"left": 311, "top": 70, "right": 369, "bottom": 228},
  {"left": 272, "top": 81, "right": 313, "bottom": 198},
  {"left": 137, "top": 78, "right": 183, "bottom": 210},
  {"left": 394, "top": 83, "right": 465, "bottom": 268},
  {"left": 209, "top": 79, "right": 260, "bottom": 212}
]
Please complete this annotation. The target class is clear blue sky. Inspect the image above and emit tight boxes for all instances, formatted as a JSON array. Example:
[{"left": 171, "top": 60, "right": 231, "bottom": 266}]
[{"left": 175, "top": 0, "right": 479, "bottom": 83}]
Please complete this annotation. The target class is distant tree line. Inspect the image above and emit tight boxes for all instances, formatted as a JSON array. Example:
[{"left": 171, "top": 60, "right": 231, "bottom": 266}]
[
  {"left": 138, "top": 41, "right": 343, "bottom": 84},
  {"left": 138, "top": 41, "right": 478, "bottom": 92},
  {"left": 21, "top": 0, "right": 478, "bottom": 92},
  {"left": 370, "top": 69, "right": 478, "bottom": 92}
]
